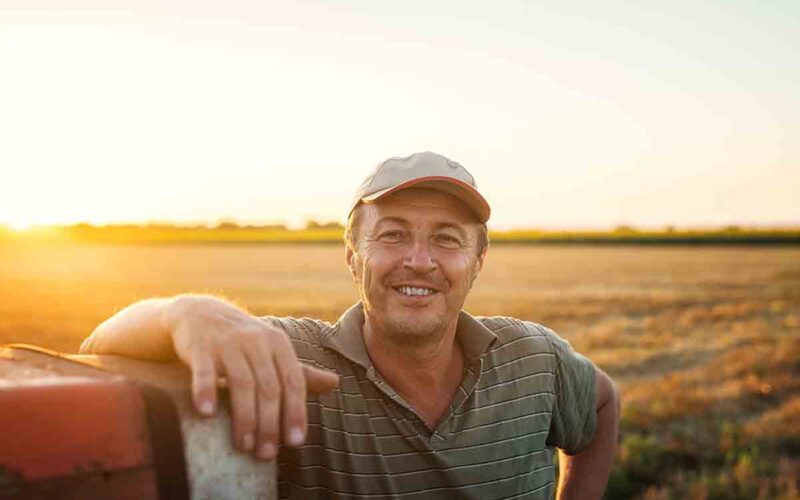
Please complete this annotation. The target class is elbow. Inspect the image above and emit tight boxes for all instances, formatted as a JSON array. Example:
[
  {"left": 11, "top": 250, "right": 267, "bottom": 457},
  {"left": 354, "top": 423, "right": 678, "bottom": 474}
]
[
  {"left": 610, "top": 379, "right": 622, "bottom": 427},
  {"left": 608, "top": 376, "right": 621, "bottom": 414},
  {"left": 596, "top": 368, "right": 622, "bottom": 423},
  {"left": 79, "top": 319, "right": 110, "bottom": 354},
  {"left": 78, "top": 320, "right": 108, "bottom": 354},
  {"left": 78, "top": 327, "right": 100, "bottom": 354},
  {"left": 78, "top": 336, "right": 93, "bottom": 354}
]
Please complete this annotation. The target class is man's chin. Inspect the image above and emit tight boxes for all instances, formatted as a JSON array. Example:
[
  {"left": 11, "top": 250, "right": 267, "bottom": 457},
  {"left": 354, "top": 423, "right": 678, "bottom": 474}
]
[{"left": 382, "top": 312, "right": 447, "bottom": 344}]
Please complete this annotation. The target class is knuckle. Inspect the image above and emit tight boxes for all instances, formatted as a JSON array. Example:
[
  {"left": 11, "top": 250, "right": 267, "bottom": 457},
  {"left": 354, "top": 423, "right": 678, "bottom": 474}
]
[
  {"left": 257, "top": 425, "right": 278, "bottom": 443},
  {"left": 206, "top": 336, "right": 230, "bottom": 354},
  {"left": 193, "top": 389, "right": 214, "bottom": 405},
  {"left": 257, "top": 379, "right": 281, "bottom": 400},
  {"left": 286, "top": 400, "right": 307, "bottom": 424},
  {"left": 284, "top": 366, "right": 306, "bottom": 392},
  {"left": 189, "top": 340, "right": 214, "bottom": 360},
  {"left": 193, "top": 376, "right": 217, "bottom": 396},
  {"left": 235, "top": 413, "right": 257, "bottom": 433},
  {"left": 194, "top": 372, "right": 216, "bottom": 387},
  {"left": 264, "top": 325, "right": 291, "bottom": 344},
  {"left": 193, "top": 364, "right": 216, "bottom": 379},
  {"left": 228, "top": 373, "right": 256, "bottom": 390},
  {"left": 239, "top": 324, "right": 263, "bottom": 341},
  {"left": 235, "top": 325, "right": 274, "bottom": 353},
  {"left": 257, "top": 417, "right": 279, "bottom": 442}
]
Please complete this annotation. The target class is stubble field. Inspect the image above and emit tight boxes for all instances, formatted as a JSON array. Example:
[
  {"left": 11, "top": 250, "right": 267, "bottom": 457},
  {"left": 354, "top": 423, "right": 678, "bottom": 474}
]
[{"left": 0, "top": 242, "right": 798, "bottom": 499}]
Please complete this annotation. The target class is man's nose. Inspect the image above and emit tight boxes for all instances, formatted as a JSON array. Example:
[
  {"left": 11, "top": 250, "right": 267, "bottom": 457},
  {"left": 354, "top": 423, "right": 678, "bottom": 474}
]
[{"left": 403, "top": 239, "right": 437, "bottom": 274}]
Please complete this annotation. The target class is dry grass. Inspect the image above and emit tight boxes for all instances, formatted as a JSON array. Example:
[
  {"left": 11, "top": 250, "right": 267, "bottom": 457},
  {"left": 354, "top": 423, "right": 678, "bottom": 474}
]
[{"left": 1, "top": 242, "right": 798, "bottom": 499}]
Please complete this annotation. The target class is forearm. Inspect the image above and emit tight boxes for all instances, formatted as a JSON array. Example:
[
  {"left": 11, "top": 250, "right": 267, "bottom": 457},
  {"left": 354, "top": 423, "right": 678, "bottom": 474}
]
[
  {"left": 79, "top": 297, "right": 178, "bottom": 360},
  {"left": 556, "top": 379, "right": 621, "bottom": 500}
]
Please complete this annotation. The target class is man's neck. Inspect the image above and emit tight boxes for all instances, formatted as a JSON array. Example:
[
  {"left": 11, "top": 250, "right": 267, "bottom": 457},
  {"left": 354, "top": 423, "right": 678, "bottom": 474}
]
[{"left": 362, "top": 317, "right": 465, "bottom": 429}]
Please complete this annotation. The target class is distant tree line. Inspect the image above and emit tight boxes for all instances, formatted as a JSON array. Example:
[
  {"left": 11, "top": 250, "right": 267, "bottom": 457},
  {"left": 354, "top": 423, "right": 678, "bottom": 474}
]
[
  {"left": 1, "top": 222, "right": 797, "bottom": 245},
  {"left": 63, "top": 220, "right": 345, "bottom": 231}
]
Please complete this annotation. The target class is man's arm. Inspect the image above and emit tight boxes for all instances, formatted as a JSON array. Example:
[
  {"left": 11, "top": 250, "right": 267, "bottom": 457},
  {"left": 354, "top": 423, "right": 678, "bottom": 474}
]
[
  {"left": 80, "top": 297, "right": 179, "bottom": 361},
  {"left": 556, "top": 367, "right": 621, "bottom": 500},
  {"left": 80, "top": 294, "right": 338, "bottom": 460}
]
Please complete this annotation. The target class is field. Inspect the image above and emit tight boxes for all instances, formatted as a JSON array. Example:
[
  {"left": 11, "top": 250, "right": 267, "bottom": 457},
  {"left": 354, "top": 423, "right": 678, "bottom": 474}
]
[{"left": 1, "top": 242, "right": 798, "bottom": 499}]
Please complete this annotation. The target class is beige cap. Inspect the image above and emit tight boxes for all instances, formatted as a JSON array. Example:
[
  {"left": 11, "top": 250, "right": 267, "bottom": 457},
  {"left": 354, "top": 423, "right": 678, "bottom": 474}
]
[{"left": 349, "top": 152, "right": 491, "bottom": 223}]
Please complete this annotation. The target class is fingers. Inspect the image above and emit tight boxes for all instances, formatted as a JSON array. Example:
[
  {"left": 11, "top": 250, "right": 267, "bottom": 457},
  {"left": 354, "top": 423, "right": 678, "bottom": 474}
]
[
  {"left": 191, "top": 349, "right": 218, "bottom": 417},
  {"left": 220, "top": 347, "right": 258, "bottom": 452},
  {"left": 304, "top": 365, "right": 340, "bottom": 394},
  {"left": 244, "top": 341, "right": 282, "bottom": 460},
  {"left": 272, "top": 339, "right": 307, "bottom": 450},
  {"left": 244, "top": 334, "right": 339, "bottom": 458},
  {"left": 185, "top": 317, "right": 340, "bottom": 462}
]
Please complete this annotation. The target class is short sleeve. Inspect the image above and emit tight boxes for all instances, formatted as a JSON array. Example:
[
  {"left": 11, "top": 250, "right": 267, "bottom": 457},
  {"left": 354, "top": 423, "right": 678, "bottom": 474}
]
[
  {"left": 259, "top": 316, "right": 336, "bottom": 371},
  {"left": 535, "top": 324, "right": 597, "bottom": 455}
]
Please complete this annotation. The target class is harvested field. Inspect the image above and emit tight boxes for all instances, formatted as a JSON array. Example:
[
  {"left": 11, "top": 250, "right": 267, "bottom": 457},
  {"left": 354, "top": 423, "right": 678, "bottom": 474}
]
[{"left": 1, "top": 242, "right": 798, "bottom": 499}]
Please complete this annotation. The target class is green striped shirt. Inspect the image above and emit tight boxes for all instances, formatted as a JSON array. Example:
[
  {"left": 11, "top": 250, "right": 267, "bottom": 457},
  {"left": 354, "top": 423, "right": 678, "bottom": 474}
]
[{"left": 265, "top": 303, "right": 596, "bottom": 499}]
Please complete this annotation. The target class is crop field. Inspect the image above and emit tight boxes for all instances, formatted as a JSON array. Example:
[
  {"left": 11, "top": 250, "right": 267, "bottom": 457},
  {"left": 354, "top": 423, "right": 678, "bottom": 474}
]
[{"left": 0, "top": 242, "right": 798, "bottom": 499}]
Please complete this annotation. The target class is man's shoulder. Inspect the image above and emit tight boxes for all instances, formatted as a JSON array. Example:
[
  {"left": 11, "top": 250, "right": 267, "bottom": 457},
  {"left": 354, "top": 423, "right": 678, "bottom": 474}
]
[
  {"left": 473, "top": 314, "right": 557, "bottom": 351},
  {"left": 260, "top": 315, "right": 331, "bottom": 337}
]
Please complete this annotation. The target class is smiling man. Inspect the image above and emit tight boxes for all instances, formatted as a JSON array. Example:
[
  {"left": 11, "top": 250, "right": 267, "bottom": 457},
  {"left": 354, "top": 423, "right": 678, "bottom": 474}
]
[{"left": 81, "top": 152, "right": 620, "bottom": 499}]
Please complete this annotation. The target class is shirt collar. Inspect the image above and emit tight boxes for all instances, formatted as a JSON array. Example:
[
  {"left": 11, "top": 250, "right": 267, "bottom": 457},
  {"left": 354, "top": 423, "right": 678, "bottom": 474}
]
[{"left": 320, "top": 302, "right": 497, "bottom": 368}]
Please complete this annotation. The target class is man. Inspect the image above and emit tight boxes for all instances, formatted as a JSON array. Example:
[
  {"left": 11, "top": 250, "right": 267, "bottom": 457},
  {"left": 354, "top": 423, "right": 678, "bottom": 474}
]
[{"left": 81, "top": 152, "right": 620, "bottom": 499}]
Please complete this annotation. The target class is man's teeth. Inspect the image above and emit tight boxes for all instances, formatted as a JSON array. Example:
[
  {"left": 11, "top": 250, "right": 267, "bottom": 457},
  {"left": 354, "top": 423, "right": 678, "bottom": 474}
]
[{"left": 397, "top": 286, "right": 435, "bottom": 296}]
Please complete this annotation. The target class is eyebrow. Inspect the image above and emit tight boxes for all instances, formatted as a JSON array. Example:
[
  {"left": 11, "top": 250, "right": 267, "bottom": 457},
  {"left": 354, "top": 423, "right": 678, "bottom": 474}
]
[
  {"left": 374, "top": 217, "right": 469, "bottom": 238},
  {"left": 374, "top": 217, "right": 408, "bottom": 228},
  {"left": 436, "top": 222, "right": 469, "bottom": 239}
]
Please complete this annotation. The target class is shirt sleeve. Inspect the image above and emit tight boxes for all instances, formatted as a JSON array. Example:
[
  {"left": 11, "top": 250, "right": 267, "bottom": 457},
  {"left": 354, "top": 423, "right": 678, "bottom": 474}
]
[
  {"left": 534, "top": 324, "right": 597, "bottom": 455},
  {"left": 258, "top": 315, "right": 335, "bottom": 371}
]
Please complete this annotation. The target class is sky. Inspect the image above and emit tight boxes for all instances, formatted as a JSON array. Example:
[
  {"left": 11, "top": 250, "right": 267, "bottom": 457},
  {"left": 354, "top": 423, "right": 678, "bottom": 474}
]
[{"left": 1, "top": 0, "right": 798, "bottom": 230}]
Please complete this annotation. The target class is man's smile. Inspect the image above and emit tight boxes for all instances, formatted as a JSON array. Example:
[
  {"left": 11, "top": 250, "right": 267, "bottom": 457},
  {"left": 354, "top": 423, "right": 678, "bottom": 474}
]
[{"left": 393, "top": 285, "right": 438, "bottom": 298}]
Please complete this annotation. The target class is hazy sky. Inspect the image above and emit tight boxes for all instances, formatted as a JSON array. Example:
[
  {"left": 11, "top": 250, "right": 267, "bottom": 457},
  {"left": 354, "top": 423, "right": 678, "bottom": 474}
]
[{"left": 1, "top": 1, "right": 798, "bottom": 229}]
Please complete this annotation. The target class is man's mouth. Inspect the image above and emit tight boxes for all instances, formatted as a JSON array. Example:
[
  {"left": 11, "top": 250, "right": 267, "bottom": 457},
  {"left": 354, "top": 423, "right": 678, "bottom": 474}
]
[{"left": 394, "top": 286, "right": 437, "bottom": 297}]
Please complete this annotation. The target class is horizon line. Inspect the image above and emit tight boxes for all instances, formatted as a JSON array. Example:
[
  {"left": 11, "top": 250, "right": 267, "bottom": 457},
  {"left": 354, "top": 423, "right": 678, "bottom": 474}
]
[{"left": 2, "top": 221, "right": 800, "bottom": 233}]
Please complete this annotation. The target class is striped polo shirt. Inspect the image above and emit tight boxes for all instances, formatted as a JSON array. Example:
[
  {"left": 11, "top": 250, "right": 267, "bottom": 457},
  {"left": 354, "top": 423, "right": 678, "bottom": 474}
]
[{"left": 264, "top": 303, "right": 597, "bottom": 499}]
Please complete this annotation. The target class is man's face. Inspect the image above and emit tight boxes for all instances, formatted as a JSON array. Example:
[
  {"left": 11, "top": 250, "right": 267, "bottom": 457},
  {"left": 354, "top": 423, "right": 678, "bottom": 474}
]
[{"left": 345, "top": 188, "right": 486, "bottom": 345}]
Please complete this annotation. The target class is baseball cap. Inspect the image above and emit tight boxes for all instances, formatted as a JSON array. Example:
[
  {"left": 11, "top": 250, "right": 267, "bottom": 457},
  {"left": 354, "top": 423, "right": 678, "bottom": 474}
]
[{"left": 349, "top": 152, "right": 491, "bottom": 223}]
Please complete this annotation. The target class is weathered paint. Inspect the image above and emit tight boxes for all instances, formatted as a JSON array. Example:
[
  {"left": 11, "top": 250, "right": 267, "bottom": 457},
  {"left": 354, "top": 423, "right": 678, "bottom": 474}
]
[
  {"left": 0, "top": 345, "right": 276, "bottom": 499},
  {"left": 0, "top": 377, "right": 152, "bottom": 481},
  {"left": 73, "top": 353, "right": 277, "bottom": 500}
]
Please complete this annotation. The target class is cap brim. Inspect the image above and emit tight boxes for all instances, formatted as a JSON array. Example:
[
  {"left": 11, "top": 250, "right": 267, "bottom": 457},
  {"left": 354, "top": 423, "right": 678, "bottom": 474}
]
[{"left": 359, "top": 175, "right": 490, "bottom": 223}]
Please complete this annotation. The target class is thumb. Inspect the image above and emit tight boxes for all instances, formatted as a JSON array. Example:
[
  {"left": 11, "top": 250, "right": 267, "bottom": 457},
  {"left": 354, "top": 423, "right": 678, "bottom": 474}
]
[{"left": 303, "top": 364, "right": 339, "bottom": 394}]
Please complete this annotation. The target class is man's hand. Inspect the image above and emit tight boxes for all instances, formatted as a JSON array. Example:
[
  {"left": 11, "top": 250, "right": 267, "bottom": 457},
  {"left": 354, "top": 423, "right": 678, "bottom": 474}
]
[{"left": 80, "top": 294, "right": 339, "bottom": 460}]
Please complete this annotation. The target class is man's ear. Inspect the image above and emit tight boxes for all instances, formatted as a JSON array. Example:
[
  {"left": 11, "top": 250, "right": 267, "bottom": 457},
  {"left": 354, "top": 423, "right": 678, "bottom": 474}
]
[
  {"left": 345, "top": 246, "right": 358, "bottom": 281},
  {"left": 471, "top": 247, "right": 487, "bottom": 285}
]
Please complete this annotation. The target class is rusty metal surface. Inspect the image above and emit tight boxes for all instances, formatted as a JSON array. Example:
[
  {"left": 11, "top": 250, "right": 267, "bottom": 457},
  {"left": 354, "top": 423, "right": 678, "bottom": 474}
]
[
  {"left": 0, "top": 378, "right": 152, "bottom": 480},
  {"left": 0, "top": 346, "right": 113, "bottom": 382},
  {"left": 72, "top": 353, "right": 277, "bottom": 500},
  {"left": 0, "top": 345, "right": 276, "bottom": 500},
  {"left": 0, "top": 346, "right": 159, "bottom": 499},
  {"left": 0, "top": 467, "right": 159, "bottom": 500}
]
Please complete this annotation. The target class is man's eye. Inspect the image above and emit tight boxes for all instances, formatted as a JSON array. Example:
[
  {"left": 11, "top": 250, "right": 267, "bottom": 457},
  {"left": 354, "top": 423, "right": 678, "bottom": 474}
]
[
  {"left": 435, "top": 234, "right": 462, "bottom": 247},
  {"left": 379, "top": 231, "right": 404, "bottom": 242}
]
